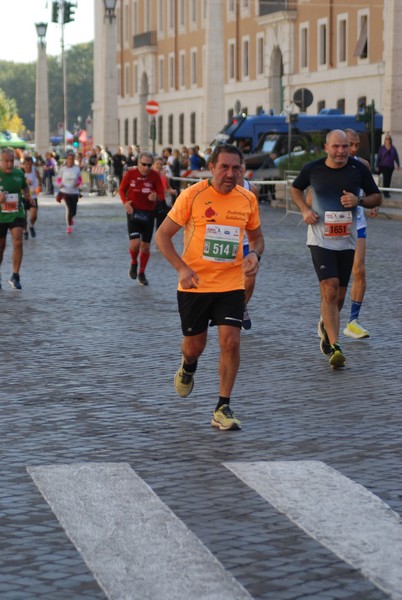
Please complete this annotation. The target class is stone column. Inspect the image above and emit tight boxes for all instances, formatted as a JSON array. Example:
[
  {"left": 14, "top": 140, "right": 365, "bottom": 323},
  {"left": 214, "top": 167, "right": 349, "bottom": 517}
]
[
  {"left": 102, "top": 9, "right": 118, "bottom": 153},
  {"left": 202, "top": 0, "right": 225, "bottom": 148},
  {"left": 34, "top": 40, "right": 50, "bottom": 157},
  {"left": 92, "top": 1, "right": 104, "bottom": 147},
  {"left": 383, "top": 0, "right": 402, "bottom": 148}
]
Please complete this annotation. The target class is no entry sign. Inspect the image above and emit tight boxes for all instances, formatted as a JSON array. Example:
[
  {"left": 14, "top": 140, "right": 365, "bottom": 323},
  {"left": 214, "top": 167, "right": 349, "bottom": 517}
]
[{"left": 145, "top": 100, "right": 160, "bottom": 115}]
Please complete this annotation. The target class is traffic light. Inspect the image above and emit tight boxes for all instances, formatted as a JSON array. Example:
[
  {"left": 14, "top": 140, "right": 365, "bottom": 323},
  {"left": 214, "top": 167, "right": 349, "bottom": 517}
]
[
  {"left": 51, "top": 1, "right": 59, "bottom": 23},
  {"left": 356, "top": 108, "right": 370, "bottom": 123},
  {"left": 63, "top": 2, "right": 76, "bottom": 24},
  {"left": 73, "top": 133, "right": 79, "bottom": 148}
]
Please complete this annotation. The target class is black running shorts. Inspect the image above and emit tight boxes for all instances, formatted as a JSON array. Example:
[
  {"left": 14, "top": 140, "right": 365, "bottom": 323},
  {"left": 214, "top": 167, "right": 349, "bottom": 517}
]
[
  {"left": 23, "top": 198, "right": 38, "bottom": 211},
  {"left": 127, "top": 210, "right": 154, "bottom": 244},
  {"left": 0, "top": 218, "right": 25, "bottom": 238},
  {"left": 177, "top": 290, "right": 245, "bottom": 336},
  {"left": 309, "top": 245, "right": 355, "bottom": 287}
]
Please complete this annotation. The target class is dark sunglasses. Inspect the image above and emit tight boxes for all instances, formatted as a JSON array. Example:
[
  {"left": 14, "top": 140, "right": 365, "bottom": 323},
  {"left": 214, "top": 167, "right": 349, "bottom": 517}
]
[{"left": 140, "top": 161, "right": 152, "bottom": 167}]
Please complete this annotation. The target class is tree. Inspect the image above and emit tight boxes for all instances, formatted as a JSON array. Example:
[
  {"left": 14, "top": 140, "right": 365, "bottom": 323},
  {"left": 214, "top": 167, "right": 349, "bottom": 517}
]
[
  {"left": 0, "top": 41, "right": 93, "bottom": 135},
  {"left": 0, "top": 63, "right": 35, "bottom": 133},
  {"left": 0, "top": 88, "right": 24, "bottom": 134}
]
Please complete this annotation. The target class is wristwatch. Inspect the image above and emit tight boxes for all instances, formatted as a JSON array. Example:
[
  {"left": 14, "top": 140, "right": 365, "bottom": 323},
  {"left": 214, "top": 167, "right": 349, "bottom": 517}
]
[{"left": 249, "top": 250, "right": 261, "bottom": 262}]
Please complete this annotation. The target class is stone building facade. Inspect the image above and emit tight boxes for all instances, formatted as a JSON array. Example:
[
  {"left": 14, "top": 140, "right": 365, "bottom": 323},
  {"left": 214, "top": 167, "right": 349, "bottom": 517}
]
[{"left": 93, "top": 0, "right": 401, "bottom": 156}]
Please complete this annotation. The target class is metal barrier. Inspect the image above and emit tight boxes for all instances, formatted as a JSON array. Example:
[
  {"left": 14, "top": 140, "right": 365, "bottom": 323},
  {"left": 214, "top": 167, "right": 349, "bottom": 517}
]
[{"left": 169, "top": 174, "right": 402, "bottom": 222}]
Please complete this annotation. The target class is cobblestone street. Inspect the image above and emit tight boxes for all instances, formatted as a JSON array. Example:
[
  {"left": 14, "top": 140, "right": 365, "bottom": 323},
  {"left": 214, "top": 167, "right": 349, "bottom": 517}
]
[{"left": 0, "top": 195, "right": 401, "bottom": 599}]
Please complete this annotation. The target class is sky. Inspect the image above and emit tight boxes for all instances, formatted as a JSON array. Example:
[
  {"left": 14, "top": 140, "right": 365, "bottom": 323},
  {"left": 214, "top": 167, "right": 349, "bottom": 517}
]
[{"left": 0, "top": 0, "right": 94, "bottom": 64}]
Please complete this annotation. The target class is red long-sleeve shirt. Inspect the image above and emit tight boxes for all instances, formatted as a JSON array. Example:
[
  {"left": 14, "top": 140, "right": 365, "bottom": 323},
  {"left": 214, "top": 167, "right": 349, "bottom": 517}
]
[{"left": 119, "top": 168, "right": 164, "bottom": 211}]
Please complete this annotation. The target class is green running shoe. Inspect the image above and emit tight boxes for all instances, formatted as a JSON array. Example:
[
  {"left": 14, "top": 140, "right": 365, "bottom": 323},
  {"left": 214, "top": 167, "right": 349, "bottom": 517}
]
[
  {"left": 211, "top": 404, "right": 241, "bottom": 431},
  {"left": 317, "top": 318, "right": 331, "bottom": 355},
  {"left": 329, "top": 343, "right": 345, "bottom": 369}
]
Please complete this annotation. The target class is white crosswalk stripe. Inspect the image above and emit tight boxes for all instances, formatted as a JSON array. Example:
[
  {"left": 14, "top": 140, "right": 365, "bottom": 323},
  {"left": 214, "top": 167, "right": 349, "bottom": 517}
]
[
  {"left": 28, "top": 460, "right": 402, "bottom": 599},
  {"left": 27, "top": 462, "right": 252, "bottom": 600},
  {"left": 224, "top": 460, "right": 402, "bottom": 600}
]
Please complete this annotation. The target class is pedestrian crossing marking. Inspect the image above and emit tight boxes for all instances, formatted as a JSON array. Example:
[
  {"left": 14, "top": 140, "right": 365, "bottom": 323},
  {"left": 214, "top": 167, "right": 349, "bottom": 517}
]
[
  {"left": 27, "top": 462, "right": 252, "bottom": 600},
  {"left": 224, "top": 460, "right": 402, "bottom": 599}
]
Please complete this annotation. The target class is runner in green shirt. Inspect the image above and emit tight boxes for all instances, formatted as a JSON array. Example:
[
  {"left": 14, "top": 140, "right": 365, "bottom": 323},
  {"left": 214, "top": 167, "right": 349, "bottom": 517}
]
[{"left": 0, "top": 148, "right": 32, "bottom": 290}]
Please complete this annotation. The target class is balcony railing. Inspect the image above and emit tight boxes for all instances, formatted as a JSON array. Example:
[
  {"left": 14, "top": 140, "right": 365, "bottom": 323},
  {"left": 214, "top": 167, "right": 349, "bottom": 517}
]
[
  {"left": 133, "top": 31, "right": 157, "bottom": 49},
  {"left": 259, "top": 0, "right": 296, "bottom": 15}
]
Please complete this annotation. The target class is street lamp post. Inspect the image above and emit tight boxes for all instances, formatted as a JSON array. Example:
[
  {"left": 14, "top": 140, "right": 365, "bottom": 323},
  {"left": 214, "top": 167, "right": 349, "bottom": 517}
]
[
  {"left": 99, "top": 0, "right": 118, "bottom": 153},
  {"left": 34, "top": 22, "right": 50, "bottom": 158},
  {"left": 104, "top": 0, "right": 117, "bottom": 23}
]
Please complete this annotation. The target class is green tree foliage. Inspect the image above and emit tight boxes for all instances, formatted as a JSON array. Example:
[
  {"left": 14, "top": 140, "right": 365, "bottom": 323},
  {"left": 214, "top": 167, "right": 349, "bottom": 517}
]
[
  {"left": 0, "top": 42, "right": 93, "bottom": 135},
  {"left": 0, "top": 64, "right": 34, "bottom": 132},
  {"left": 0, "top": 88, "right": 19, "bottom": 130}
]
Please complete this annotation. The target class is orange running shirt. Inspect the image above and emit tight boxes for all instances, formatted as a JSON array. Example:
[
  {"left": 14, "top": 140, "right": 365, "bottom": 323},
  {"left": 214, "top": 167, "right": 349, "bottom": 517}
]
[{"left": 167, "top": 178, "right": 261, "bottom": 293}]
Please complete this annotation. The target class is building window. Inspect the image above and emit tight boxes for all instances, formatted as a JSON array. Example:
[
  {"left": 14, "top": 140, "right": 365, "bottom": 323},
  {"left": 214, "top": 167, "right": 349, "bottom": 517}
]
[
  {"left": 117, "top": 66, "right": 121, "bottom": 96},
  {"left": 133, "top": 63, "right": 138, "bottom": 95},
  {"left": 179, "top": 113, "right": 184, "bottom": 144},
  {"left": 228, "top": 108, "right": 234, "bottom": 122},
  {"left": 300, "top": 24, "right": 308, "bottom": 70},
  {"left": 190, "top": 0, "right": 197, "bottom": 29},
  {"left": 318, "top": 20, "right": 327, "bottom": 67},
  {"left": 133, "top": 118, "right": 137, "bottom": 145},
  {"left": 168, "top": 114, "right": 174, "bottom": 145},
  {"left": 168, "top": 0, "right": 175, "bottom": 33},
  {"left": 178, "top": 0, "right": 185, "bottom": 30},
  {"left": 338, "top": 15, "right": 347, "bottom": 64},
  {"left": 227, "top": 0, "right": 235, "bottom": 18},
  {"left": 157, "top": 0, "right": 164, "bottom": 35},
  {"left": 158, "top": 56, "right": 164, "bottom": 91},
  {"left": 124, "top": 2, "right": 130, "bottom": 46},
  {"left": 132, "top": 1, "right": 138, "bottom": 36},
  {"left": 242, "top": 37, "right": 250, "bottom": 79},
  {"left": 116, "top": 7, "right": 121, "bottom": 47},
  {"left": 241, "top": 0, "right": 250, "bottom": 16},
  {"left": 144, "top": 0, "right": 151, "bottom": 30},
  {"left": 190, "top": 112, "right": 196, "bottom": 144},
  {"left": 256, "top": 34, "right": 264, "bottom": 76},
  {"left": 158, "top": 115, "right": 163, "bottom": 145},
  {"left": 125, "top": 64, "right": 130, "bottom": 96},
  {"left": 124, "top": 118, "right": 129, "bottom": 146},
  {"left": 191, "top": 48, "right": 197, "bottom": 86},
  {"left": 354, "top": 13, "right": 368, "bottom": 59},
  {"left": 179, "top": 51, "right": 186, "bottom": 88},
  {"left": 202, "top": 0, "right": 207, "bottom": 21},
  {"left": 317, "top": 100, "right": 325, "bottom": 113},
  {"left": 357, "top": 96, "right": 367, "bottom": 111},
  {"left": 169, "top": 53, "right": 175, "bottom": 90},
  {"left": 337, "top": 98, "right": 345, "bottom": 113},
  {"left": 228, "top": 40, "right": 236, "bottom": 81}
]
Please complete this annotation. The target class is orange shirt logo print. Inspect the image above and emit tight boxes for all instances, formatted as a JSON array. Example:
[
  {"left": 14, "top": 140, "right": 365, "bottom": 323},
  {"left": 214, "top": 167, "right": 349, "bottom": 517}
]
[{"left": 204, "top": 206, "right": 218, "bottom": 222}]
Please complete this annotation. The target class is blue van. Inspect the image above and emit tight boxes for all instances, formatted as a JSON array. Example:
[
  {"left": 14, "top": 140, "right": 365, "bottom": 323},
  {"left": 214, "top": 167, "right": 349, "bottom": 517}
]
[{"left": 211, "top": 109, "right": 383, "bottom": 165}]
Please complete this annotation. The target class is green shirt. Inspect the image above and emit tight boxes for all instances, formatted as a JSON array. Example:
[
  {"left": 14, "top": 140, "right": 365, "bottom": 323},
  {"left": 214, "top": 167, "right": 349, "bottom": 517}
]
[{"left": 0, "top": 168, "right": 27, "bottom": 223}]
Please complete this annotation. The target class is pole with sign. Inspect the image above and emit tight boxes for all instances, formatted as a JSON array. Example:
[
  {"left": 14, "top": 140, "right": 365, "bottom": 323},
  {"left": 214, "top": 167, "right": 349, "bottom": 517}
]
[{"left": 145, "top": 100, "right": 159, "bottom": 154}]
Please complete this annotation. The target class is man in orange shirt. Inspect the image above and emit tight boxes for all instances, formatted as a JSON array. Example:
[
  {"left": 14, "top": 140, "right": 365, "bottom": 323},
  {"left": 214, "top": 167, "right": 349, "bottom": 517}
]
[{"left": 155, "top": 144, "right": 264, "bottom": 430}]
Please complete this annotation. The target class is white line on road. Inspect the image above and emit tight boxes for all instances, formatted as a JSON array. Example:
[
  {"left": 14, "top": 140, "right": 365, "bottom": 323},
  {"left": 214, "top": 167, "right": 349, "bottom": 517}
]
[
  {"left": 224, "top": 460, "right": 402, "bottom": 599},
  {"left": 27, "top": 462, "right": 252, "bottom": 600}
]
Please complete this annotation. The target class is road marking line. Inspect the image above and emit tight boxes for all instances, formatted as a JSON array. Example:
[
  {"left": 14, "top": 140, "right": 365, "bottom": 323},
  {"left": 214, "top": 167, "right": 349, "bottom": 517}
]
[
  {"left": 224, "top": 460, "right": 402, "bottom": 599},
  {"left": 27, "top": 462, "right": 252, "bottom": 600}
]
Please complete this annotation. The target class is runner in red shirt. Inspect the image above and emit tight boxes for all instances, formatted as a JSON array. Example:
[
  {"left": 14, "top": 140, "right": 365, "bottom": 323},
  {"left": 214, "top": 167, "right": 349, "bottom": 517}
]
[{"left": 119, "top": 151, "right": 165, "bottom": 286}]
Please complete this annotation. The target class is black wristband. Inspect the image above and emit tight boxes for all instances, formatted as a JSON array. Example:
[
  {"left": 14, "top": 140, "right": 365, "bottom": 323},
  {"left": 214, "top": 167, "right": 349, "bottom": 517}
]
[{"left": 249, "top": 250, "right": 261, "bottom": 263}]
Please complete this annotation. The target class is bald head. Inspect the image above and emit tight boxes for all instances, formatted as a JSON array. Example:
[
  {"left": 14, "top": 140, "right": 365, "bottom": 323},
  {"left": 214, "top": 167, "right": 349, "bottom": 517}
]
[{"left": 325, "top": 129, "right": 349, "bottom": 168}]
